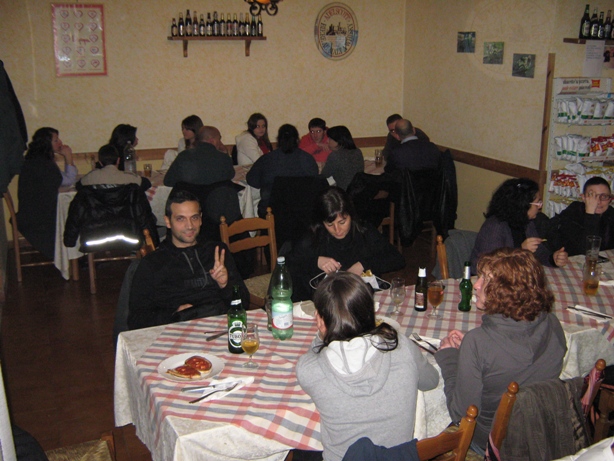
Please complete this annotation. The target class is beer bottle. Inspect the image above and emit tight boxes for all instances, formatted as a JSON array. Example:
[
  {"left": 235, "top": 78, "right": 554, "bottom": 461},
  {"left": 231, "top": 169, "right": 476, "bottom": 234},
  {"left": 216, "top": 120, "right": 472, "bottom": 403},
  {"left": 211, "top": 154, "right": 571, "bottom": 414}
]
[
  {"left": 227, "top": 13, "right": 233, "bottom": 36},
  {"left": 414, "top": 267, "right": 428, "bottom": 312},
  {"left": 199, "top": 14, "right": 206, "bottom": 37},
  {"left": 457, "top": 262, "right": 473, "bottom": 312},
  {"left": 239, "top": 13, "right": 245, "bottom": 36},
  {"left": 258, "top": 14, "right": 263, "bottom": 36},
  {"left": 220, "top": 13, "right": 226, "bottom": 36},
  {"left": 171, "top": 18, "right": 178, "bottom": 37},
  {"left": 605, "top": 10, "right": 612, "bottom": 40},
  {"left": 213, "top": 11, "right": 219, "bottom": 36},
  {"left": 598, "top": 11, "right": 605, "bottom": 39},
  {"left": 244, "top": 13, "right": 251, "bottom": 36},
  {"left": 227, "top": 285, "right": 246, "bottom": 354},
  {"left": 206, "top": 13, "right": 213, "bottom": 36},
  {"left": 579, "top": 4, "right": 591, "bottom": 39},
  {"left": 185, "top": 10, "right": 192, "bottom": 36},
  {"left": 192, "top": 11, "right": 199, "bottom": 36},
  {"left": 270, "top": 257, "right": 294, "bottom": 340},
  {"left": 590, "top": 8, "right": 599, "bottom": 39},
  {"left": 251, "top": 14, "right": 257, "bottom": 36},
  {"left": 178, "top": 13, "right": 185, "bottom": 37},
  {"left": 233, "top": 14, "right": 239, "bottom": 36}
]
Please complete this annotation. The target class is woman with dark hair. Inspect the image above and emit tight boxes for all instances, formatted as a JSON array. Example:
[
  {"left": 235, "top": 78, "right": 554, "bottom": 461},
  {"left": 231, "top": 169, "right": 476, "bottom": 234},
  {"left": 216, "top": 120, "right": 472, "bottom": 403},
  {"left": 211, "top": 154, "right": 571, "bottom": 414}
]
[
  {"left": 469, "top": 177, "right": 568, "bottom": 273},
  {"left": 320, "top": 125, "right": 364, "bottom": 190},
  {"left": 296, "top": 272, "right": 438, "bottom": 461},
  {"left": 109, "top": 124, "right": 138, "bottom": 171},
  {"left": 235, "top": 113, "right": 273, "bottom": 165},
  {"left": 286, "top": 186, "right": 405, "bottom": 301},
  {"left": 436, "top": 248, "right": 566, "bottom": 454},
  {"left": 17, "top": 127, "right": 78, "bottom": 259},
  {"left": 246, "top": 123, "right": 318, "bottom": 217},
  {"left": 161, "top": 115, "right": 204, "bottom": 170}
]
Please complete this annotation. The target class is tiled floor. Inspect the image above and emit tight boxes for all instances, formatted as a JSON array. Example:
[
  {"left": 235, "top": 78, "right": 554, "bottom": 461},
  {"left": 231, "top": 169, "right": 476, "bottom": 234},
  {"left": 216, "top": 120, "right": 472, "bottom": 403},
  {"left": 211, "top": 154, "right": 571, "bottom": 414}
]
[{"left": 0, "top": 234, "right": 433, "bottom": 460}]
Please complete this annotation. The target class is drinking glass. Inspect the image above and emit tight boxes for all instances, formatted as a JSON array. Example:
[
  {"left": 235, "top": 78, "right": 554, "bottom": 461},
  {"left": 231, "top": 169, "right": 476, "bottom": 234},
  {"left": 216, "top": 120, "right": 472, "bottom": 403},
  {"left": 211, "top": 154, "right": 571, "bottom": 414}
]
[
  {"left": 374, "top": 149, "right": 383, "bottom": 165},
  {"left": 241, "top": 323, "right": 260, "bottom": 368},
  {"left": 427, "top": 281, "right": 444, "bottom": 319},
  {"left": 390, "top": 277, "right": 406, "bottom": 314},
  {"left": 143, "top": 163, "right": 153, "bottom": 178},
  {"left": 583, "top": 259, "right": 600, "bottom": 296},
  {"left": 586, "top": 235, "right": 601, "bottom": 261}
]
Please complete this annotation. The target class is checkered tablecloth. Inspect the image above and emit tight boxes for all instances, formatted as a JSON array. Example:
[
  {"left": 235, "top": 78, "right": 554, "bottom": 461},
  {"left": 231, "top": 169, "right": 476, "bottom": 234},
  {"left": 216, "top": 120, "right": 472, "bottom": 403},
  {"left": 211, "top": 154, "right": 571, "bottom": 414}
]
[{"left": 115, "top": 250, "right": 614, "bottom": 460}]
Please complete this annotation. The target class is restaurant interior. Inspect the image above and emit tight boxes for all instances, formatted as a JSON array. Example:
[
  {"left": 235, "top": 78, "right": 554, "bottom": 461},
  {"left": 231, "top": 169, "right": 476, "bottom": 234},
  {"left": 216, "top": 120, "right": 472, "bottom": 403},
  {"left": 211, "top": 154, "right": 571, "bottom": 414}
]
[{"left": 1, "top": 0, "right": 612, "bottom": 460}]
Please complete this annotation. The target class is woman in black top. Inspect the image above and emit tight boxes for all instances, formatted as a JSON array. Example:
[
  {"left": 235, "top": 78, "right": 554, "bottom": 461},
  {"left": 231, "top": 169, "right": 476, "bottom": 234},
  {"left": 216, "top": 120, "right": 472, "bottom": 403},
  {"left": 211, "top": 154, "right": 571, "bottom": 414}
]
[{"left": 286, "top": 186, "right": 405, "bottom": 301}]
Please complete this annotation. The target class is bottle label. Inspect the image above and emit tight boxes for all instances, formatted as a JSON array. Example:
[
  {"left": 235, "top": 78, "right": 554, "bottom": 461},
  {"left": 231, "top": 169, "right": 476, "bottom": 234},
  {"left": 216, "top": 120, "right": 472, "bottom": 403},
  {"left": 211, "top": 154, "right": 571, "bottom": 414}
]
[
  {"left": 272, "top": 311, "right": 293, "bottom": 329},
  {"left": 228, "top": 320, "right": 244, "bottom": 347},
  {"left": 415, "top": 292, "right": 425, "bottom": 310}
]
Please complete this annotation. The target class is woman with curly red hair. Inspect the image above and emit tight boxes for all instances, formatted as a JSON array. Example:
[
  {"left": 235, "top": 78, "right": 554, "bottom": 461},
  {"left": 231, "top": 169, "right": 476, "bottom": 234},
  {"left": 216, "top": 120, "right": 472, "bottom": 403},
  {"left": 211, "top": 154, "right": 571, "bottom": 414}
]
[{"left": 435, "top": 247, "right": 566, "bottom": 455}]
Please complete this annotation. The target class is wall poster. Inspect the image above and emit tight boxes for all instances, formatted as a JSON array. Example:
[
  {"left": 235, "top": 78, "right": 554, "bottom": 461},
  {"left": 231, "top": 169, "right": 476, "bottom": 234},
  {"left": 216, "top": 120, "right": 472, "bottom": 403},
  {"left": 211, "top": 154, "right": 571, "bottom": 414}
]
[{"left": 52, "top": 4, "right": 107, "bottom": 77}]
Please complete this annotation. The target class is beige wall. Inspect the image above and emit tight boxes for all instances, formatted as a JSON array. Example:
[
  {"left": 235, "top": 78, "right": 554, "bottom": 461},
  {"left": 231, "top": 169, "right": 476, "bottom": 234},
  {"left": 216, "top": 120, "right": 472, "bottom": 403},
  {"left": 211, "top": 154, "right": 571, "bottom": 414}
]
[{"left": 404, "top": 0, "right": 614, "bottom": 231}]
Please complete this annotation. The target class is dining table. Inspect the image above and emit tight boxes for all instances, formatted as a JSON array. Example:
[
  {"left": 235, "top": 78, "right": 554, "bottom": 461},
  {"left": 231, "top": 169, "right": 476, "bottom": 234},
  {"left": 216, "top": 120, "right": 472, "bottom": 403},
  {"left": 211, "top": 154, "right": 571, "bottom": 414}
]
[
  {"left": 53, "top": 159, "right": 385, "bottom": 280},
  {"left": 114, "top": 249, "right": 614, "bottom": 461}
]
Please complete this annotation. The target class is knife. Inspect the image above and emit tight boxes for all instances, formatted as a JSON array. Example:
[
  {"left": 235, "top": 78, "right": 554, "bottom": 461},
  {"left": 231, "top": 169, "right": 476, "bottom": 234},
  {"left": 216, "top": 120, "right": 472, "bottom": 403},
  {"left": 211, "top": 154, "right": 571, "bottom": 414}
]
[
  {"left": 566, "top": 306, "right": 613, "bottom": 320},
  {"left": 206, "top": 331, "right": 227, "bottom": 341},
  {"left": 182, "top": 381, "right": 241, "bottom": 393}
]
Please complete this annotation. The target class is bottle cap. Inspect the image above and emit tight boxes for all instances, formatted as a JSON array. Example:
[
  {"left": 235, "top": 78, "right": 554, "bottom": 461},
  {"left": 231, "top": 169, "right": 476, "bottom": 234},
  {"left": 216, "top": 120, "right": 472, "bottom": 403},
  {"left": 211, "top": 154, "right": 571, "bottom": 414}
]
[
  {"left": 277, "top": 256, "right": 285, "bottom": 263},
  {"left": 418, "top": 267, "right": 426, "bottom": 277},
  {"left": 464, "top": 261, "right": 471, "bottom": 266}
]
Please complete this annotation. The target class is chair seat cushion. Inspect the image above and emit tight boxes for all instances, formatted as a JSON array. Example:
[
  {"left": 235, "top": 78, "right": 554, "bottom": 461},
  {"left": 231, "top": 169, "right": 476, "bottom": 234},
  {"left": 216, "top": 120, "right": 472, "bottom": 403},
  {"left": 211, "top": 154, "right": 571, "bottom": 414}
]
[{"left": 244, "top": 274, "right": 271, "bottom": 299}]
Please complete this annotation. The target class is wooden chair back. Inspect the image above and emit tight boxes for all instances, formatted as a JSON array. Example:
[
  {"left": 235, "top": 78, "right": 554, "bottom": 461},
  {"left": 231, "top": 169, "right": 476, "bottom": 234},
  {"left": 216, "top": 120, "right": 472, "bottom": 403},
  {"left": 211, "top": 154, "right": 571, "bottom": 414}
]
[
  {"left": 489, "top": 381, "right": 519, "bottom": 452},
  {"left": 436, "top": 235, "right": 449, "bottom": 280},
  {"left": 416, "top": 405, "right": 478, "bottom": 461},
  {"left": 3, "top": 191, "right": 54, "bottom": 282}
]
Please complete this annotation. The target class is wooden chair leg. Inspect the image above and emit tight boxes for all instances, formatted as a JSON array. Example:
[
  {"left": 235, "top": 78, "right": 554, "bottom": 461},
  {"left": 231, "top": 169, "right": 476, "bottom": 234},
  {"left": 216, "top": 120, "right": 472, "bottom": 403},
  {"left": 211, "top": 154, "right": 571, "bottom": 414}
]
[
  {"left": 71, "top": 258, "right": 80, "bottom": 281},
  {"left": 88, "top": 253, "right": 97, "bottom": 294}
]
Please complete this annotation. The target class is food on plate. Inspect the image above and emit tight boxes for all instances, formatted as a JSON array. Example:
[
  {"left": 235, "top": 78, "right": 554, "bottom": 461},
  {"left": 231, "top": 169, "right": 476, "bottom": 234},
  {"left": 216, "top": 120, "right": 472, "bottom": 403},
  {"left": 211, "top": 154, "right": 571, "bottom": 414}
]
[
  {"left": 167, "top": 365, "right": 201, "bottom": 379},
  {"left": 361, "top": 270, "right": 373, "bottom": 277},
  {"left": 185, "top": 356, "right": 213, "bottom": 373}
]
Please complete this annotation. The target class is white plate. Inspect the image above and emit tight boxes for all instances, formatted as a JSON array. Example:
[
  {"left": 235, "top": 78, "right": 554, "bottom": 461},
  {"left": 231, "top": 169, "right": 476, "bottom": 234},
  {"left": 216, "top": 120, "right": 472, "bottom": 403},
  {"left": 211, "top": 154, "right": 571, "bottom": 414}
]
[
  {"left": 376, "top": 316, "right": 402, "bottom": 332},
  {"left": 157, "top": 353, "right": 225, "bottom": 382}
]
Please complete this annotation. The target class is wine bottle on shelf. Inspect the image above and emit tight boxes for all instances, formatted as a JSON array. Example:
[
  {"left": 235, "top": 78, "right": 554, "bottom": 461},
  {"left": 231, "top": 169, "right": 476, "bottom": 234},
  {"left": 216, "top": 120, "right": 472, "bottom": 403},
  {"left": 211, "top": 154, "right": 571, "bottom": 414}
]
[
  {"left": 579, "top": 4, "right": 591, "bottom": 39},
  {"left": 220, "top": 13, "right": 226, "bottom": 36},
  {"left": 199, "top": 14, "right": 205, "bottom": 37},
  {"left": 598, "top": 11, "right": 605, "bottom": 39},
  {"left": 414, "top": 267, "right": 428, "bottom": 312},
  {"left": 590, "top": 8, "right": 599, "bottom": 39},
  {"left": 178, "top": 13, "right": 185, "bottom": 37},
  {"left": 192, "top": 11, "right": 199, "bottom": 36},
  {"left": 185, "top": 10, "right": 192, "bottom": 36},
  {"left": 233, "top": 14, "right": 239, "bottom": 36},
  {"left": 244, "top": 13, "right": 251, "bottom": 36},
  {"left": 239, "top": 13, "right": 245, "bottom": 36},
  {"left": 171, "top": 18, "right": 178, "bottom": 37},
  {"left": 257, "top": 14, "right": 263, "bottom": 36},
  {"left": 227, "top": 13, "right": 233, "bottom": 36},
  {"left": 206, "top": 13, "right": 213, "bottom": 36},
  {"left": 251, "top": 14, "right": 257, "bottom": 36},
  {"left": 213, "top": 11, "right": 219, "bottom": 36},
  {"left": 605, "top": 10, "right": 612, "bottom": 40}
]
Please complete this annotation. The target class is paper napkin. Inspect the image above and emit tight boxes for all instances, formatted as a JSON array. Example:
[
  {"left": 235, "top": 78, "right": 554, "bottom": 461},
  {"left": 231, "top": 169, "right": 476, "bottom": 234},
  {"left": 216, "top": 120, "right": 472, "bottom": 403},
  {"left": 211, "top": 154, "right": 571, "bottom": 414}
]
[{"left": 196, "top": 376, "right": 255, "bottom": 403}]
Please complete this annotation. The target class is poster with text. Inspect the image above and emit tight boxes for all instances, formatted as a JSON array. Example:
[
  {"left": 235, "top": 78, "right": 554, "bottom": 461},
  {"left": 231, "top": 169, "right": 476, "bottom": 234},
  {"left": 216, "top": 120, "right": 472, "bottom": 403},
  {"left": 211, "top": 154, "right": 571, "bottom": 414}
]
[{"left": 52, "top": 4, "right": 106, "bottom": 77}]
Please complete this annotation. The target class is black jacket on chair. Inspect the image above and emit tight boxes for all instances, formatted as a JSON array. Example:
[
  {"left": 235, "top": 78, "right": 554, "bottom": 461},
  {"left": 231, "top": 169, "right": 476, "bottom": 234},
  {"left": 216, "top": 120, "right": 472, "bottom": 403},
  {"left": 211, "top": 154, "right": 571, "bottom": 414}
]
[{"left": 63, "top": 183, "right": 158, "bottom": 253}]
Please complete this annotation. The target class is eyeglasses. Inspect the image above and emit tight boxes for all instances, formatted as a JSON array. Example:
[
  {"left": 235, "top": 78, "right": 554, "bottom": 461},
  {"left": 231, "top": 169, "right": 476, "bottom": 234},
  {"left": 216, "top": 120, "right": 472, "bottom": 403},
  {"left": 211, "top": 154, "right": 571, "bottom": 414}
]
[
  {"left": 389, "top": 128, "right": 396, "bottom": 133},
  {"left": 310, "top": 129, "right": 323, "bottom": 134},
  {"left": 530, "top": 200, "right": 543, "bottom": 208},
  {"left": 588, "top": 193, "right": 613, "bottom": 202}
]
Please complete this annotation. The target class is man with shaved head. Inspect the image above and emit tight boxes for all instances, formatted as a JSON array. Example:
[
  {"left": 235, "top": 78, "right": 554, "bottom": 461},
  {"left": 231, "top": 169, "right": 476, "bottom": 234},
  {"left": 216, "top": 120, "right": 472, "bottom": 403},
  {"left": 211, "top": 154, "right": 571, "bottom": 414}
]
[
  {"left": 164, "top": 125, "right": 235, "bottom": 186},
  {"left": 381, "top": 113, "right": 430, "bottom": 161},
  {"left": 384, "top": 118, "right": 441, "bottom": 174}
]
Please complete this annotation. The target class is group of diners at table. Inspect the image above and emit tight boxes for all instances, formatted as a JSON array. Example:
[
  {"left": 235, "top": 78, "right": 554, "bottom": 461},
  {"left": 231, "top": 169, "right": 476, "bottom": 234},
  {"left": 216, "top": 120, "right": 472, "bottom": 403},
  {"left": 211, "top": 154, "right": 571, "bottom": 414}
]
[{"left": 11, "top": 111, "right": 614, "bottom": 461}]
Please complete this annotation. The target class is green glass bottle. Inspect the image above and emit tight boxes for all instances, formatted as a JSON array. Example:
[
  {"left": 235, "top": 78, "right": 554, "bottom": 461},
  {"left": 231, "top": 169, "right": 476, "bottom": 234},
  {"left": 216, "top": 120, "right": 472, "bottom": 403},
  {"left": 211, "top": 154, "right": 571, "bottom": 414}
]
[
  {"left": 458, "top": 262, "right": 473, "bottom": 312},
  {"left": 227, "top": 285, "right": 246, "bottom": 354}
]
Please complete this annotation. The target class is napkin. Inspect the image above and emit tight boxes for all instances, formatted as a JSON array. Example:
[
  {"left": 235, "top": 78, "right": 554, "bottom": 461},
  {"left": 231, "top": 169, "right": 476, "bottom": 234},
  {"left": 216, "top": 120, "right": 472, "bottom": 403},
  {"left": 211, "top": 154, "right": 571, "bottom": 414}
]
[
  {"left": 600, "top": 280, "right": 614, "bottom": 286},
  {"left": 567, "top": 305, "right": 613, "bottom": 322},
  {"left": 294, "top": 301, "right": 316, "bottom": 319},
  {"left": 195, "top": 376, "right": 255, "bottom": 403}
]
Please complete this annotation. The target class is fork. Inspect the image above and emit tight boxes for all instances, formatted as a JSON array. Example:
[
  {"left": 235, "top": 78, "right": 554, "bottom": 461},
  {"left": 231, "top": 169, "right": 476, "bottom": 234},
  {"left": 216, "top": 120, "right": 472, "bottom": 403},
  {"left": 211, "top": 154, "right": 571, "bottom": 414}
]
[
  {"left": 189, "top": 382, "right": 239, "bottom": 404},
  {"left": 412, "top": 333, "right": 439, "bottom": 351}
]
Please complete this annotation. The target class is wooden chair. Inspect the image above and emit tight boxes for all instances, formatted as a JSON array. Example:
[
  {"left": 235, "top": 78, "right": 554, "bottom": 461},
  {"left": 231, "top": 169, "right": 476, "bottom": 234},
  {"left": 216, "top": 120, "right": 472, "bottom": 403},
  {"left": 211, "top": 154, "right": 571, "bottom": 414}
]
[
  {"left": 416, "top": 404, "right": 479, "bottom": 461},
  {"left": 594, "top": 385, "right": 614, "bottom": 442},
  {"left": 487, "top": 381, "right": 520, "bottom": 455},
  {"left": 3, "top": 190, "right": 54, "bottom": 282},
  {"left": 220, "top": 208, "right": 277, "bottom": 309},
  {"left": 436, "top": 235, "right": 449, "bottom": 280}
]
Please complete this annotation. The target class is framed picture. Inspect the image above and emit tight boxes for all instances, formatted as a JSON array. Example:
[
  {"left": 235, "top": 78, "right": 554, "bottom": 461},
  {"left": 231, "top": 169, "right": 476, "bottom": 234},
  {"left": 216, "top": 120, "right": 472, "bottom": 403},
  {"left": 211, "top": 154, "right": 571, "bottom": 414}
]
[
  {"left": 512, "top": 53, "right": 536, "bottom": 78},
  {"left": 483, "top": 42, "right": 504, "bottom": 64},
  {"left": 457, "top": 32, "right": 475, "bottom": 53},
  {"left": 52, "top": 3, "right": 107, "bottom": 77}
]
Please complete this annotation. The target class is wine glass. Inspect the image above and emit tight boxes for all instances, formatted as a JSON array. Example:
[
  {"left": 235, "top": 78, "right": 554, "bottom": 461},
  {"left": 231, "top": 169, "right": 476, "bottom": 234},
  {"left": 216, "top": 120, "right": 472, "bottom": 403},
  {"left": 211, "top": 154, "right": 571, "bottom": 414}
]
[
  {"left": 241, "top": 323, "right": 260, "bottom": 369},
  {"left": 427, "top": 281, "right": 444, "bottom": 319},
  {"left": 390, "top": 277, "right": 406, "bottom": 314}
]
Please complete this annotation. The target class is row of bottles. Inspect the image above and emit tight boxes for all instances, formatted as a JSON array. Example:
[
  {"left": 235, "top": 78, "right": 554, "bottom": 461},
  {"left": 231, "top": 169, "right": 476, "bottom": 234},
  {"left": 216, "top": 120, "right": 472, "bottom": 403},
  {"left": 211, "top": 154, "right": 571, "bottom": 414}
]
[
  {"left": 171, "top": 10, "right": 263, "bottom": 38},
  {"left": 413, "top": 263, "right": 472, "bottom": 312},
  {"left": 579, "top": 5, "right": 613, "bottom": 40}
]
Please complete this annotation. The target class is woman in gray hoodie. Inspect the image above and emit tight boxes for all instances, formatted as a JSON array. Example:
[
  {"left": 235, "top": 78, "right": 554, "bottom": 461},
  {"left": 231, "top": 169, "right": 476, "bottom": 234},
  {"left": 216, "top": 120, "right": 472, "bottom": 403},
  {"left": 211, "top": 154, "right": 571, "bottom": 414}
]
[{"left": 296, "top": 272, "right": 438, "bottom": 461}]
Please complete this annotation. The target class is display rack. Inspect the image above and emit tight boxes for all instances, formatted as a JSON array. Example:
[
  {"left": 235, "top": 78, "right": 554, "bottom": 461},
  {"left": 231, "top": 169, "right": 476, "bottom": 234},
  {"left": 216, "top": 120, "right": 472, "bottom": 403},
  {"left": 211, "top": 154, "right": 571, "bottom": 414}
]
[{"left": 167, "top": 36, "right": 267, "bottom": 57}]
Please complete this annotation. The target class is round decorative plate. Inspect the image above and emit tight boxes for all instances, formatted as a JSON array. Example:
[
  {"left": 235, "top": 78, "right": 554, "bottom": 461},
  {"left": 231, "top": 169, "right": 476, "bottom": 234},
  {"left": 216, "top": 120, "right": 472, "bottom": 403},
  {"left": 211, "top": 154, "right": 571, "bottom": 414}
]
[{"left": 314, "top": 3, "right": 358, "bottom": 60}]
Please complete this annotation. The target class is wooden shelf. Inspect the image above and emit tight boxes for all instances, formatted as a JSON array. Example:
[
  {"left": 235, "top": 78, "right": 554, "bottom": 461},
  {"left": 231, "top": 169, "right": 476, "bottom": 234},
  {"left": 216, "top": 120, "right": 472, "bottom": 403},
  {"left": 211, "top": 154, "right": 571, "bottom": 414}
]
[
  {"left": 563, "top": 37, "right": 614, "bottom": 45},
  {"left": 167, "top": 36, "right": 266, "bottom": 57}
]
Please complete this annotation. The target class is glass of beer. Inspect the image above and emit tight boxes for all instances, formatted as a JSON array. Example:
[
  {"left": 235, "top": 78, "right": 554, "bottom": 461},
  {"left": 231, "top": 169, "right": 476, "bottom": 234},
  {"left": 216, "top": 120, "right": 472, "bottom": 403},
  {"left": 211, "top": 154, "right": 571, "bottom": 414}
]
[
  {"left": 583, "top": 259, "right": 600, "bottom": 296},
  {"left": 241, "top": 323, "right": 260, "bottom": 368},
  {"left": 374, "top": 149, "right": 383, "bottom": 165},
  {"left": 390, "top": 277, "right": 406, "bottom": 314},
  {"left": 143, "top": 163, "right": 153, "bottom": 178},
  {"left": 427, "top": 281, "right": 444, "bottom": 319}
]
